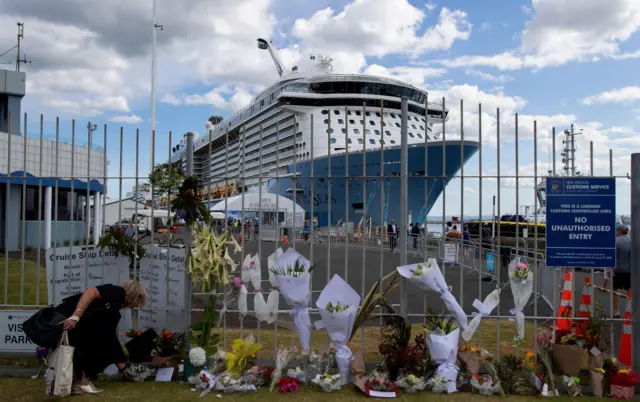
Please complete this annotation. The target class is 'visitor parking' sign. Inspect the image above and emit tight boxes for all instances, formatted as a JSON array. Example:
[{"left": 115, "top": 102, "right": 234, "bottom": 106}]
[{"left": 0, "top": 311, "right": 37, "bottom": 353}]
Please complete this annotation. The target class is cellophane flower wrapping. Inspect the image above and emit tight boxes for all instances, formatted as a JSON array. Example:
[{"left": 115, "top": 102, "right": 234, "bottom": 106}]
[
  {"left": 244, "top": 252, "right": 279, "bottom": 324},
  {"left": 470, "top": 375, "right": 501, "bottom": 396},
  {"left": 396, "top": 374, "right": 427, "bottom": 393},
  {"left": 287, "top": 367, "right": 306, "bottom": 382},
  {"left": 462, "top": 289, "right": 500, "bottom": 341},
  {"left": 207, "top": 350, "right": 227, "bottom": 374},
  {"left": 214, "top": 372, "right": 257, "bottom": 393},
  {"left": 189, "top": 370, "right": 216, "bottom": 398},
  {"left": 267, "top": 248, "right": 283, "bottom": 288},
  {"left": 316, "top": 274, "right": 361, "bottom": 384},
  {"left": 428, "top": 327, "right": 460, "bottom": 394},
  {"left": 311, "top": 373, "right": 342, "bottom": 392},
  {"left": 508, "top": 257, "right": 533, "bottom": 339},
  {"left": 273, "top": 249, "right": 312, "bottom": 350},
  {"left": 244, "top": 366, "right": 266, "bottom": 387},
  {"left": 302, "top": 350, "right": 329, "bottom": 381},
  {"left": 427, "top": 375, "right": 450, "bottom": 393},
  {"left": 270, "top": 348, "right": 296, "bottom": 392},
  {"left": 397, "top": 259, "right": 468, "bottom": 329}
]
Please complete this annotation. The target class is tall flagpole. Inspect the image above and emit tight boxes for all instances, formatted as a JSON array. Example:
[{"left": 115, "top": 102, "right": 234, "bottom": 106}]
[{"left": 150, "top": 0, "right": 158, "bottom": 172}]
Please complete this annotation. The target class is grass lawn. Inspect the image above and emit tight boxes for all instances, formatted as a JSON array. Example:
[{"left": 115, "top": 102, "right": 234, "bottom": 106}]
[
  {"left": 0, "top": 258, "right": 48, "bottom": 308},
  {"left": 0, "top": 378, "right": 601, "bottom": 402}
]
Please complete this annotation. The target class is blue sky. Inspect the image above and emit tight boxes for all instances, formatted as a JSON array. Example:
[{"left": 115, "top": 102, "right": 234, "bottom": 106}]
[{"left": 1, "top": 0, "right": 638, "bottom": 215}]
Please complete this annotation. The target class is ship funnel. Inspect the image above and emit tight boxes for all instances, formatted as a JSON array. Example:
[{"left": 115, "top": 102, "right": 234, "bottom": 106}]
[{"left": 257, "top": 38, "right": 288, "bottom": 77}]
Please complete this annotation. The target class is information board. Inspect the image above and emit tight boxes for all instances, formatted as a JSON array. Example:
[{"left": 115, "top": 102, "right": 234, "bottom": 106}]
[
  {"left": 0, "top": 311, "right": 38, "bottom": 353},
  {"left": 46, "top": 247, "right": 130, "bottom": 305},
  {"left": 546, "top": 177, "right": 616, "bottom": 268},
  {"left": 138, "top": 246, "right": 186, "bottom": 333}
]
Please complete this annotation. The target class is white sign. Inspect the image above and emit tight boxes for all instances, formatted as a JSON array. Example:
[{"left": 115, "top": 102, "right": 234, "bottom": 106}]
[
  {"left": 444, "top": 243, "right": 459, "bottom": 264},
  {"left": 46, "top": 247, "right": 130, "bottom": 305},
  {"left": 0, "top": 311, "right": 38, "bottom": 352},
  {"left": 138, "top": 246, "right": 187, "bottom": 333}
]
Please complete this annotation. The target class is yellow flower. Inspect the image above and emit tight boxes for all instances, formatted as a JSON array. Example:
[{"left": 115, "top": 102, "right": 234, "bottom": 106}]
[{"left": 225, "top": 335, "right": 262, "bottom": 376}]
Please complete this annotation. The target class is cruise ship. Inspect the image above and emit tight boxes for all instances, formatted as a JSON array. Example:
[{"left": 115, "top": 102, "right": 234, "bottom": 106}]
[{"left": 170, "top": 39, "right": 480, "bottom": 227}]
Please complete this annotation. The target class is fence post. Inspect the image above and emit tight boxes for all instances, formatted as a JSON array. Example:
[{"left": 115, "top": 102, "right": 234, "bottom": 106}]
[
  {"left": 400, "top": 97, "right": 409, "bottom": 318},
  {"left": 184, "top": 132, "right": 194, "bottom": 348},
  {"left": 631, "top": 153, "right": 639, "bottom": 372}
]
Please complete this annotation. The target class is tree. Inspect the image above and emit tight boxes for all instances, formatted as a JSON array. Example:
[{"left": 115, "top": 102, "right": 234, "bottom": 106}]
[{"left": 148, "top": 163, "right": 185, "bottom": 207}]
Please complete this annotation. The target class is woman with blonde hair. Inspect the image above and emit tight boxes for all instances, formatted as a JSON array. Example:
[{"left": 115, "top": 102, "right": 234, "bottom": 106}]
[{"left": 55, "top": 280, "right": 147, "bottom": 394}]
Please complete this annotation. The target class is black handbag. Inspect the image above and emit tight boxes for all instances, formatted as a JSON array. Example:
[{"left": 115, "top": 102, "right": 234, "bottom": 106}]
[{"left": 22, "top": 307, "right": 66, "bottom": 349}]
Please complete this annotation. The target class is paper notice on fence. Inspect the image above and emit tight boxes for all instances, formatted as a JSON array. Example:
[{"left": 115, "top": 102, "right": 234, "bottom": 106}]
[
  {"left": 138, "top": 246, "right": 187, "bottom": 333},
  {"left": 46, "top": 247, "right": 129, "bottom": 305}
]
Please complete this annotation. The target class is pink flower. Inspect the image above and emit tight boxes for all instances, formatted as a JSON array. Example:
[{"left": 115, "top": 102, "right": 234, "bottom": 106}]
[
  {"left": 231, "top": 277, "right": 243, "bottom": 289},
  {"left": 279, "top": 382, "right": 299, "bottom": 393}
]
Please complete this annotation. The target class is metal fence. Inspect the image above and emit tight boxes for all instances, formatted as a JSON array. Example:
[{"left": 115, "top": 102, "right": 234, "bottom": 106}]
[{"left": 0, "top": 99, "right": 637, "bottom": 373}]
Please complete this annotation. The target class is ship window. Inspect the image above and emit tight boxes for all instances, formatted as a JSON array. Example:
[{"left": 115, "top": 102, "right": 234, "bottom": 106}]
[
  {"left": 409, "top": 132, "right": 414, "bottom": 138},
  {"left": 390, "top": 140, "right": 396, "bottom": 144},
  {"left": 333, "top": 110, "right": 340, "bottom": 115},
  {"left": 417, "top": 134, "right": 423, "bottom": 139},
  {"left": 414, "top": 116, "right": 420, "bottom": 122},
  {"left": 375, "top": 112, "right": 380, "bottom": 117},
  {"left": 330, "top": 138, "right": 337, "bottom": 144},
  {"left": 390, "top": 113, "right": 397, "bottom": 119},
  {"left": 327, "top": 128, "right": 334, "bottom": 134},
  {"left": 395, "top": 123, "right": 401, "bottom": 128},
  {"left": 421, "top": 117, "right": 426, "bottom": 122},
  {"left": 365, "top": 112, "right": 371, "bottom": 116},
  {"left": 357, "top": 138, "right": 363, "bottom": 144},
  {"left": 370, "top": 120, "right": 375, "bottom": 126},
  {"left": 369, "top": 139, "right": 375, "bottom": 144},
  {"left": 347, "top": 110, "right": 352, "bottom": 115},
  {"left": 261, "top": 99, "right": 265, "bottom": 107},
  {"left": 420, "top": 126, "right": 424, "bottom": 130},
  {"left": 355, "top": 111, "right": 361, "bottom": 116},
  {"left": 324, "top": 119, "right": 329, "bottom": 124},
  {"left": 353, "top": 129, "right": 360, "bottom": 134},
  {"left": 338, "top": 119, "right": 344, "bottom": 124},
  {"left": 385, "top": 130, "right": 391, "bottom": 136},
  {"left": 360, "top": 120, "right": 364, "bottom": 125},
  {"left": 374, "top": 129, "right": 380, "bottom": 135},
  {"left": 380, "top": 140, "right": 385, "bottom": 145},
  {"left": 341, "top": 128, "right": 347, "bottom": 134},
  {"left": 349, "top": 119, "right": 356, "bottom": 124},
  {"left": 348, "top": 138, "right": 353, "bottom": 144},
  {"left": 365, "top": 129, "right": 371, "bottom": 134},
  {"left": 412, "top": 124, "right": 417, "bottom": 129},
  {"left": 321, "top": 110, "right": 329, "bottom": 115}
]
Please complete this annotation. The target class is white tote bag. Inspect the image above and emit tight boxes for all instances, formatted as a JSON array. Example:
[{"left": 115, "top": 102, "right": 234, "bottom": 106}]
[{"left": 44, "top": 331, "right": 75, "bottom": 397}]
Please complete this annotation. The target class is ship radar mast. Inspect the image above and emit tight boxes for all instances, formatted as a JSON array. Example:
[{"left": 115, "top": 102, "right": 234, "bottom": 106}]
[
  {"left": 311, "top": 54, "right": 333, "bottom": 73},
  {"left": 257, "top": 38, "right": 288, "bottom": 77}
]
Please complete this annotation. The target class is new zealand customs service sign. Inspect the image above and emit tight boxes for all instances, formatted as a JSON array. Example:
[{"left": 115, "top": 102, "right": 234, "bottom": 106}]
[{"left": 546, "top": 177, "right": 616, "bottom": 268}]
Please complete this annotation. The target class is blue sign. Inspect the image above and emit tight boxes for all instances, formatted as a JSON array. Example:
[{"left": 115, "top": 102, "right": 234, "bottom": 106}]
[
  {"left": 486, "top": 252, "right": 495, "bottom": 273},
  {"left": 546, "top": 177, "right": 616, "bottom": 268}
]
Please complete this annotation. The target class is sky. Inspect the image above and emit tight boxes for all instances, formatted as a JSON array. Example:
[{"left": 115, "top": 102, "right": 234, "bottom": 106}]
[{"left": 0, "top": 0, "right": 638, "bottom": 216}]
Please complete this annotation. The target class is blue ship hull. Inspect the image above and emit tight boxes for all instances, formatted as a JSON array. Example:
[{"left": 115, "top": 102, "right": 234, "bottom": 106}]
[{"left": 267, "top": 141, "right": 480, "bottom": 227}]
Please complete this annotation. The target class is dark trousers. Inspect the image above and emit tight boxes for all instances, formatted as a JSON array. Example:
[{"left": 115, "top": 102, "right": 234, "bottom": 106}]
[{"left": 389, "top": 234, "right": 397, "bottom": 250}]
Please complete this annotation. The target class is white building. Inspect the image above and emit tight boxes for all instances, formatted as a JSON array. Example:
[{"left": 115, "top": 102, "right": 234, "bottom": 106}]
[
  {"left": 101, "top": 197, "right": 149, "bottom": 227},
  {"left": 0, "top": 70, "right": 105, "bottom": 251}
]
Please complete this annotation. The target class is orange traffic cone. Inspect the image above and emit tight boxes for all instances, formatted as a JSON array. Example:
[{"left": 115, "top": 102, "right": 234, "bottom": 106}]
[
  {"left": 618, "top": 289, "right": 632, "bottom": 367},
  {"left": 575, "top": 276, "right": 592, "bottom": 337},
  {"left": 556, "top": 271, "right": 573, "bottom": 331}
]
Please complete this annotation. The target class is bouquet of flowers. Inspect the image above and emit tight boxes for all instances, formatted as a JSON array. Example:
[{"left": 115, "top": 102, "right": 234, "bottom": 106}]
[
  {"left": 575, "top": 300, "right": 608, "bottom": 368},
  {"left": 224, "top": 334, "right": 261, "bottom": 378},
  {"left": 278, "top": 377, "right": 301, "bottom": 393},
  {"left": 242, "top": 253, "right": 280, "bottom": 324},
  {"left": 610, "top": 369, "right": 640, "bottom": 399},
  {"left": 207, "top": 350, "right": 227, "bottom": 374},
  {"left": 397, "top": 259, "right": 468, "bottom": 329},
  {"left": 189, "top": 347, "right": 207, "bottom": 368},
  {"left": 214, "top": 372, "right": 258, "bottom": 393},
  {"left": 396, "top": 374, "right": 427, "bottom": 393},
  {"left": 155, "top": 330, "right": 185, "bottom": 357},
  {"left": 366, "top": 369, "right": 399, "bottom": 396},
  {"left": 244, "top": 365, "right": 267, "bottom": 387},
  {"left": 269, "top": 248, "right": 314, "bottom": 350},
  {"left": 458, "top": 345, "right": 483, "bottom": 374},
  {"left": 316, "top": 274, "right": 361, "bottom": 383},
  {"left": 536, "top": 331, "right": 557, "bottom": 395},
  {"left": 301, "top": 349, "right": 332, "bottom": 381},
  {"left": 270, "top": 347, "right": 296, "bottom": 392},
  {"left": 553, "top": 332, "right": 584, "bottom": 377},
  {"left": 311, "top": 373, "right": 342, "bottom": 392},
  {"left": 378, "top": 316, "right": 427, "bottom": 380},
  {"left": 470, "top": 374, "right": 501, "bottom": 396},
  {"left": 188, "top": 370, "right": 216, "bottom": 398},
  {"left": 426, "top": 375, "right": 450, "bottom": 393},
  {"left": 462, "top": 289, "right": 500, "bottom": 341},
  {"left": 123, "top": 329, "right": 143, "bottom": 339},
  {"left": 508, "top": 258, "right": 533, "bottom": 339},
  {"left": 424, "top": 311, "right": 461, "bottom": 394},
  {"left": 493, "top": 353, "right": 538, "bottom": 396},
  {"left": 562, "top": 375, "right": 582, "bottom": 396}
]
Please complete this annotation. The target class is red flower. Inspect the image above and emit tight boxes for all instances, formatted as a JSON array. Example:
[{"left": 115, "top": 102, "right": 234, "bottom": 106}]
[
  {"left": 278, "top": 377, "right": 301, "bottom": 393},
  {"left": 264, "top": 368, "right": 274, "bottom": 378}
]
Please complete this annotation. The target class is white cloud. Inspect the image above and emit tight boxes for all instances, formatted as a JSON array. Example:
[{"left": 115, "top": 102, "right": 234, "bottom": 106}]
[
  {"left": 110, "top": 114, "right": 143, "bottom": 124},
  {"left": 45, "top": 96, "right": 130, "bottom": 117},
  {"left": 426, "top": 1, "right": 437, "bottom": 12},
  {"left": 162, "top": 85, "right": 255, "bottom": 113},
  {"left": 292, "top": 0, "right": 471, "bottom": 58},
  {"left": 582, "top": 86, "right": 640, "bottom": 105},
  {"left": 436, "top": 0, "right": 640, "bottom": 71},
  {"left": 464, "top": 69, "right": 514, "bottom": 83},
  {"left": 363, "top": 65, "right": 447, "bottom": 88}
]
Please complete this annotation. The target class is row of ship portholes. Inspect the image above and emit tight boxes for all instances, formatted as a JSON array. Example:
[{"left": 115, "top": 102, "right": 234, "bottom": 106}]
[{"left": 320, "top": 108, "right": 429, "bottom": 124}]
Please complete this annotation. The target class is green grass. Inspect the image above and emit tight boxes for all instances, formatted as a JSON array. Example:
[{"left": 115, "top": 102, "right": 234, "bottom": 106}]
[
  {"left": 0, "top": 258, "right": 48, "bottom": 308},
  {"left": 0, "top": 378, "right": 602, "bottom": 402}
]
